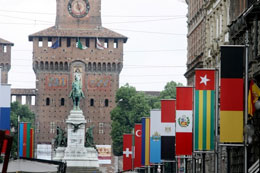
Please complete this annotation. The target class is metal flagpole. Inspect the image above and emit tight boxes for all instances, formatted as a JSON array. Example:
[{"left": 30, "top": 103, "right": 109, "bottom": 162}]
[
  {"left": 244, "top": 30, "right": 249, "bottom": 173},
  {"left": 215, "top": 69, "right": 219, "bottom": 173}
]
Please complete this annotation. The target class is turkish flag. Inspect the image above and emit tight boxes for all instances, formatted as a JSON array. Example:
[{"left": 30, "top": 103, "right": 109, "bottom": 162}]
[
  {"left": 195, "top": 69, "right": 215, "bottom": 90},
  {"left": 123, "top": 134, "right": 133, "bottom": 171},
  {"left": 134, "top": 124, "right": 142, "bottom": 168}
]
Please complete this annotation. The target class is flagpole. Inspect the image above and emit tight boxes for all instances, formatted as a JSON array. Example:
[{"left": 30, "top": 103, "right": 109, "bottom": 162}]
[
  {"left": 244, "top": 30, "right": 249, "bottom": 173},
  {"left": 215, "top": 69, "right": 219, "bottom": 173},
  {"left": 192, "top": 83, "right": 196, "bottom": 173}
]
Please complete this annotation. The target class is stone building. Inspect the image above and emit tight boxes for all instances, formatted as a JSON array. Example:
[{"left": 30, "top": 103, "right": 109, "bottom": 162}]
[
  {"left": 26, "top": 0, "right": 127, "bottom": 172},
  {"left": 0, "top": 38, "right": 13, "bottom": 84},
  {"left": 185, "top": 0, "right": 206, "bottom": 85},
  {"left": 186, "top": 0, "right": 260, "bottom": 172}
]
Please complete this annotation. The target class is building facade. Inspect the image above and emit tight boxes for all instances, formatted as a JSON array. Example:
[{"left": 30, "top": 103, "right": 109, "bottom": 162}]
[
  {"left": 0, "top": 38, "right": 13, "bottom": 84},
  {"left": 186, "top": 0, "right": 260, "bottom": 172},
  {"left": 27, "top": 0, "right": 127, "bottom": 171},
  {"left": 185, "top": 0, "right": 206, "bottom": 85}
]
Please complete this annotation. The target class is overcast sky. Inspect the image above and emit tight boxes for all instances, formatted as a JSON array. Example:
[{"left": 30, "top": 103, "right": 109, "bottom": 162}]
[{"left": 0, "top": 0, "right": 187, "bottom": 91}]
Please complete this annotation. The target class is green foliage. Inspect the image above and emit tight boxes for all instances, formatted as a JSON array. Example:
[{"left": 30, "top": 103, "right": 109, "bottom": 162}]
[
  {"left": 111, "top": 84, "right": 151, "bottom": 156},
  {"left": 159, "top": 81, "right": 183, "bottom": 100},
  {"left": 9, "top": 101, "right": 35, "bottom": 159}
]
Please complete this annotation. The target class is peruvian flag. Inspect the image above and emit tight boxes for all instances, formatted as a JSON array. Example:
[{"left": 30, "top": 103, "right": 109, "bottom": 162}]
[
  {"left": 176, "top": 87, "right": 193, "bottom": 155},
  {"left": 123, "top": 134, "right": 133, "bottom": 171},
  {"left": 134, "top": 124, "right": 142, "bottom": 168}
]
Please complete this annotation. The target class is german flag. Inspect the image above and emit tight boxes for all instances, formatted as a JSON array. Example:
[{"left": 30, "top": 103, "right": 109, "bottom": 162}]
[{"left": 220, "top": 46, "right": 244, "bottom": 143}]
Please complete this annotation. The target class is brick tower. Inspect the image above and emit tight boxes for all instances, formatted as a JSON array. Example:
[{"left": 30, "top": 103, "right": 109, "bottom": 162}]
[
  {"left": 29, "top": 0, "right": 127, "bottom": 163},
  {"left": 0, "top": 38, "right": 13, "bottom": 84}
]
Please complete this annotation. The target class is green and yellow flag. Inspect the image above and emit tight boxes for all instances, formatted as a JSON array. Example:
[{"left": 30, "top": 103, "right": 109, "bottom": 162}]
[{"left": 194, "top": 69, "right": 215, "bottom": 151}]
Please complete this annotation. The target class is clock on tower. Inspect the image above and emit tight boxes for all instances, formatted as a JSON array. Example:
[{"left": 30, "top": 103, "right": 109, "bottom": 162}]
[{"left": 68, "top": 0, "right": 90, "bottom": 18}]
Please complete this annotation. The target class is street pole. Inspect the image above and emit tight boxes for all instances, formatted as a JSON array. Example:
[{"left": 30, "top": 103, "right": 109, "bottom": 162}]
[
  {"left": 215, "top": 69, "right": 219, "bottom": 173},
  {"left": 244, "top": 30, "right": 249, "bottom": 173}
]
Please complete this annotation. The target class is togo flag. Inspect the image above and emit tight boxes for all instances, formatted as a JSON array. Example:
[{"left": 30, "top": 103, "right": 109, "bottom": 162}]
[{"left": 194, "top": 69, "right": 215, "bottom": 151}]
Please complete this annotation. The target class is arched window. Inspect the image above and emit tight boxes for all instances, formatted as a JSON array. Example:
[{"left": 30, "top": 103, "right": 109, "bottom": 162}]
[
  {"left": 88, "top": 62, "right": 92, "bottom": 71},
  {"left": 105, "top": 99, "right": 109, "bottom": 107},
  {"left": 40, "top": 61, "right": 44, "bottom": 70},
  {"left": 45, "top": 61, "right": 49, "bottom": 70},
  {"left": 112, "top": 63, "right": 116, "bottom": 72},
  {"left": 60, "top": 62, "right": 63, "bottom": 71},
  {"left": 107, "top": 63, "right": 111, "bottom": 72},
  {"left": 64, "top": 62, "right": 68, "bottom": 71},
  {"left": 61, "top": 98, "right": 65, "bottom": 106},
  {"left": 102, "top": 63, "right": 106, "bottom": 72},
  {"left": 55, "top": 62, "right": 58, "bottom": 70},
  {"left": 98, "top": 63, "right": 101, "bottom": 71},
  {"left": 46, "top": 98, "right": 50, "bottom": 106},
  {"left": 90, "top": 99, "right": 94, "bottom": 106},
  {"left": 50, "top": 62, "right": 54, "bottom": 70}
]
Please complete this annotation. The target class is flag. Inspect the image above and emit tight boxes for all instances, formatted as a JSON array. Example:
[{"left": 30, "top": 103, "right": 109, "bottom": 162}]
[
  {"left": 96, "top": 38, "right": 105, "bottom": 50},
  {"left": 220, "top": 46, "right": 244, "bottom": 143},
  {"left": 76, "top": 38, "right": 88, "bottom": 50},
  {"left": 150, "top": 110, "right": 161, "bottom": 164},
  {"left": 134, "top": 124, "right": 142, "bottom": 168},
  {"left": 176, "top": 87, "right": 193, "bottom": 156},
  {"left": 248, "top": 80, "right": 260, "bottom": 117},
  {"left": 51, "top": 39, "right": 60, "bottom": 49},
  {"left": 194, "top": 69, "right": 215, "bottom": 151},
  {"left": 141, "top": 117, "right": 150, "bottom": 166},
  {"left": 0, "top": 85, "right": 11, "bottom": 131},
  {"left": 19, "top": 123, "right": 34, "bottom": 158},
  {"left": 161, "top": 100, "right": 176, "bottom": 160},
  {"left": 123, "top": 134, "right": 133, "bottom": 171}
]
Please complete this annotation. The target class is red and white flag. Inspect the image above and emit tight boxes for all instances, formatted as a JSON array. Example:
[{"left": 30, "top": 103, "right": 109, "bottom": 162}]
[
  {"left": 123, "top": 134, "right": 133, "bottom": 171},
  {"left": 176, "top": 87, "right": 193, "bottom": 156},
  {"left": 134, "top": 124, "right": 142, "bottom": 168},
  {"left": 96, "top": 38, "right": 105, "bottom": 50}
]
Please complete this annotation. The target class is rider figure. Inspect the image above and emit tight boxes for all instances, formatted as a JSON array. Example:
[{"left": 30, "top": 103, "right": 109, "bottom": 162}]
[{"left": 69, "top": 73, "right": 85, "bottom": 110}]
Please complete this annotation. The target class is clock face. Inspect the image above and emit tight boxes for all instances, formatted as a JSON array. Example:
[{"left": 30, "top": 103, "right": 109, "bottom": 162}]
[{"left": 68, "top": 0, "right": 90, "bottom": 18}]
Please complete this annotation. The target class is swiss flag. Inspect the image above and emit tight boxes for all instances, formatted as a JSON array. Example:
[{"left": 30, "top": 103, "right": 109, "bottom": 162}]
[
  {"left": 195, "top": 69, "right": 215, "bottom": 90},
  {"left": 123, "top": 134, "right": 133, "bottom": 171},
  {"left": 134, "top": 124, "right": 142, "bottom": 168}
]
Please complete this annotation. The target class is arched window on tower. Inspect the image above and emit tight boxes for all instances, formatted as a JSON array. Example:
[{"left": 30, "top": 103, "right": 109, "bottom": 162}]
[
  {"left": 60, "top": 62, "right": 63, "bottom": 71},
  {"left": 50, "top": 62, "right": 54, "bottom": 70},
  {"left": 55, "top": 62, "right": 58, "bottom": 70},
  {"left": 98, "top": 63, "right": 101, "bottom": 71},
  {"left": 64, "top": 62, "right": 68, "bottom": 71},
  {"left": 61, "top": 98, "right": 65, "bottom": 106},
  {"left": 105, "top": 99, "right": 109, "bottom": 107},
  {"left": 102, "top": 63, "right": 106, "bottom": 72},
  {"left": 90, "top": 99, "right": 94, "bottom": 106},
  {"left": 45, "top": 61, "right": 49, "bottom": 70},
  {"left": 46, "top": 98, "right": 50, "bottom": 106},
  {"left": 40, "top": 61, "right": 44, "bottom": 70}
]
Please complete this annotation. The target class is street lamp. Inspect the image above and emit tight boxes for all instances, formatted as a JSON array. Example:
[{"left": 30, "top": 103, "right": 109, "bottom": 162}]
[{"left": 254, "top": 97, "right": 260, "bottom": 111}]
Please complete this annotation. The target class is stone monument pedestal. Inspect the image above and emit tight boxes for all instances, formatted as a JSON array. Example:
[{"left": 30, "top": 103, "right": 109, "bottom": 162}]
[{"left": 53, "top": 110, "right": 99, "bottom": 168}]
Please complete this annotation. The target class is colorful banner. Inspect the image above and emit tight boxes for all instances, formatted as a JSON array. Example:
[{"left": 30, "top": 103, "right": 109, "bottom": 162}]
[
  {"left": 123, "top": 134, "right": 133, "bottom": 171},
  {"left": 194, "top": 69, "right": 215, "bottom": 151},
  {"left": 0, "top": 85, "right": 11, "bottom": 131},
  {"left": 176, "top": 87, "right": 193, "bottom": 156},
  {"left": 96, "top": 145, "right": 112, "bottom": 164},
  {"left": 248, "top": 80, "right": 260, "bottom": 117},
  {"left": 134, "top": 124, "right": 142, "bottom": 168},
  {"left": 150, "top": 110, "right": 161, "bottom": 163},
  {"left": 220, "top": 46, "right": 244, "bottom": 143},
  {"left": 161, "top": 100, "right": 176, "bottom": 160},
  {"left": 141, "top": 117, "right": 150, "bottom": 166},
  {"left": 19, "top": 123, "right": 34, "bottom": 158}
]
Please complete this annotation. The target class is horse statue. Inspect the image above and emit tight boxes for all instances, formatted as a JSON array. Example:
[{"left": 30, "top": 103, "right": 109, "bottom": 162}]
[{"left": 69, "top": 74, "right": 85, "bottom": 110}]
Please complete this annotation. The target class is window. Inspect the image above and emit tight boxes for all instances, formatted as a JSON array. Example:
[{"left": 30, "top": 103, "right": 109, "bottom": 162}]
[
  {"left": 105, "top": 99, "right": 109, "bottom": 107},
  {"left": 38, "top": 37, "right": 43, "bottom": 47},
  {"left": 114, "top": 39, "right": 118, "bottom": 48},
  {"left": 36, "top": 122, "right": 40, "bottom": 133},
  {"left": 61, "top": 98, "right": 65, "bottom": 106},
  {"left": 104, "top": 39, "right": 108, "bottom": 48},
  {"left": 46, "top": 98, "right": 50, "bottom": 106},
  {"left": 3, "top": 45, "right": 7, "bottom": 53},
  {"left": 48, "top": 37, "right": 52, "bottom": 47},
  {"left": 22, "top": 96, "right": 26, "bottom": 105},
  {"left": 90, "top": 99, "right": 94, "bottom": 106},
  {"left": 50, "top": 122, "right": 55, "bottom": 134},
  {"left": 67, "top": 38, "right": 71, "bottom": 47},
  {"left": 85, "top": 38, "right": 90, "bottom": 47}
]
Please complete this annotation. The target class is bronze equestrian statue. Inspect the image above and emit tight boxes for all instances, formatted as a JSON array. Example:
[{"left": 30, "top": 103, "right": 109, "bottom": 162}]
[{"left": 69, "top": 74, "right": 85, "bottom": 110}]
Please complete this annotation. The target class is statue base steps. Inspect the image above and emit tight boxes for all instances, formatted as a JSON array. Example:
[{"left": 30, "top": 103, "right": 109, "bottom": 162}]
[{"left": 66, "top": 167, "right": 102, "bottom": 173}]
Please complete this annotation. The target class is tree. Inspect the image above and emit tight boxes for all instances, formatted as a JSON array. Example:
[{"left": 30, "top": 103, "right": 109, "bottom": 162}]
[
  {"left": 110, "top": 84, "right": 151, "bottom": 156},
  {"left": 159, "top": 81, "right": 183, "bottom": 99},
  {"left": 10, "top": 101, "right": 35, "bottom": 159}
]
